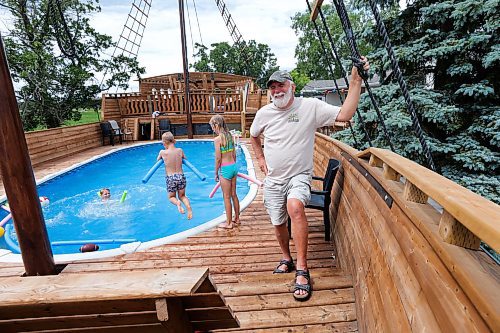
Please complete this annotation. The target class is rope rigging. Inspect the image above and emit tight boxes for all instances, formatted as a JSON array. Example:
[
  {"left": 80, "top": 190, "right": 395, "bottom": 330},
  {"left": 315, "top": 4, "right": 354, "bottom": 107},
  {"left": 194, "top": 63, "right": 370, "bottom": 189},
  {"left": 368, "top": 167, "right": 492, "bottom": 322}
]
[
  {"left": 185, "top": 0, "right": 196, "bottom": 54},
  {"left": 99, "top": 0, "right": 152, "bottom": 92},
  {"left": 307, "top": 0, "right": 374, "bottom": 148},
  {"left": 191, "top": 0, "right": 204, "bottom": 46},
  {"left": 305, "top": 0, "right": 360, "bottom": 149},
  {"left": 331, "top": 0, "right": 396, "bottom": 152},
  {"left": 366, "top": 0, "right": 436, "bottom": 171},
  {"left": 213, "top": 0, "right": 251, "bottom": 75}
]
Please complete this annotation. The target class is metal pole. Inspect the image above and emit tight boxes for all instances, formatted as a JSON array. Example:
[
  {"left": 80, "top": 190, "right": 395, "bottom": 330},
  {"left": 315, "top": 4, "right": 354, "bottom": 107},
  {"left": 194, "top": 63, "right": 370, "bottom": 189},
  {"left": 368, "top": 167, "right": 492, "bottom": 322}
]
[
  {"left": 0, "top": 34, "right": 56, "bottom": 275},
  {"left": 178, "top": 0, "right": 193, "bottom": 138}
]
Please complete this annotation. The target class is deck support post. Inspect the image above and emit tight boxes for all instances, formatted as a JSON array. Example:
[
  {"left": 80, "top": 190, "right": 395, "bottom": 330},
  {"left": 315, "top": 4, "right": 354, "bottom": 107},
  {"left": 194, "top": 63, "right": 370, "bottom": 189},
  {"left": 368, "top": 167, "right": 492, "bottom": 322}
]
[
  {"left": 0, "top": 34, "right": 56, "bottom": 275},
  {"left": 156, "top": 298, "right": 193, "bottom": 333}
]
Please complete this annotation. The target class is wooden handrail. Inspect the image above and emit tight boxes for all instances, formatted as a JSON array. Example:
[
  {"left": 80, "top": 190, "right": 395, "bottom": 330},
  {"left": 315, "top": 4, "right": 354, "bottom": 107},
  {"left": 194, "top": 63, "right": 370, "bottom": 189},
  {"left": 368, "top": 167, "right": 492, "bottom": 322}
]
[{"left": 358, "top": 147, "right": 500, "bottom": 251}]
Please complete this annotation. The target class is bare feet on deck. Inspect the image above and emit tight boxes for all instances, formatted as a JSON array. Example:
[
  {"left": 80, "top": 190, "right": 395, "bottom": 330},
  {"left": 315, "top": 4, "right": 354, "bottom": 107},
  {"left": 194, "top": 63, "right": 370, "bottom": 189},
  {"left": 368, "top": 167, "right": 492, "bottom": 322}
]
[
  {"left": 233, "top": 218, "right": 240, "bottom": 225},
  {"left": 219, "top": 222, "right": 234, "bottom": 229}
]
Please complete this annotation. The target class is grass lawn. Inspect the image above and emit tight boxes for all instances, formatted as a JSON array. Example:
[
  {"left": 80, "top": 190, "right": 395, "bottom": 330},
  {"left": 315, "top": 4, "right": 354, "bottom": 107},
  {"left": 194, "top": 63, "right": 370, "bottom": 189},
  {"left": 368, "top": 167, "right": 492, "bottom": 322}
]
[
  {"left": 63, "top": 109, "right": 101, "bottom": 126},
  {"left": 32, "top": 109, "right": 101, "bottom": 131}
]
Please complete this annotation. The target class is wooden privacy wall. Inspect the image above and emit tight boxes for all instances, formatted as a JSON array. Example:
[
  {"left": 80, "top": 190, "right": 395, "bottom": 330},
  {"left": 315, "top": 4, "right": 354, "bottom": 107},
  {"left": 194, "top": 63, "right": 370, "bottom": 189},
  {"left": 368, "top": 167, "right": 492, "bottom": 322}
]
[
  {"left": 24, "top": 123, "right": 101, "bottom": 166},
  {"left": 314, "top": 133, "right": 499, "bottom": 333}
]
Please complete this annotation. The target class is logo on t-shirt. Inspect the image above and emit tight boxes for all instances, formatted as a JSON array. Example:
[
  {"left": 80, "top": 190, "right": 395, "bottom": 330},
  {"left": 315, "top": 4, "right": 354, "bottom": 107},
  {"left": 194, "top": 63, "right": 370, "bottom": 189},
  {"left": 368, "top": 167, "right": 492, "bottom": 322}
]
[{"left": 287, "top": 112, "right": 299, "bottom": 123}]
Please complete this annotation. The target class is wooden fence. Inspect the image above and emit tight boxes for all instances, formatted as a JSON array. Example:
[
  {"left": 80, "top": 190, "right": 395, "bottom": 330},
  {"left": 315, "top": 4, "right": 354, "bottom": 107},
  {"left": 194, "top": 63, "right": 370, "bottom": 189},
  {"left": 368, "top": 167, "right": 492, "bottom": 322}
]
[{"left": 24, "top": 123, "right": 101, "bottom": 166}]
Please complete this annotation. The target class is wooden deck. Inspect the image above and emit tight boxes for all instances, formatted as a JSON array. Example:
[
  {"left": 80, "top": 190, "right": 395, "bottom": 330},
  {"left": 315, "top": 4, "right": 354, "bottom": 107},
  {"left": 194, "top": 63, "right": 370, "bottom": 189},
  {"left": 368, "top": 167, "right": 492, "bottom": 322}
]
[{"left": 0, "top": 140, "right": 357, "bottom": 332}]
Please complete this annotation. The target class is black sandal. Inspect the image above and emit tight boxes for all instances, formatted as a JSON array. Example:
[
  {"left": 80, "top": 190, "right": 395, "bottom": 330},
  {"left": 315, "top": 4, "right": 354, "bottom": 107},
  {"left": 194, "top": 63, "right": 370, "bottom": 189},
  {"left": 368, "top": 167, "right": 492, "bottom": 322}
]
[
  {"left": 273, "top": 259, "right": 295, "bottom": 274},
  {"left": 293, "top": 270, "right": 312, "bottom": 301}
]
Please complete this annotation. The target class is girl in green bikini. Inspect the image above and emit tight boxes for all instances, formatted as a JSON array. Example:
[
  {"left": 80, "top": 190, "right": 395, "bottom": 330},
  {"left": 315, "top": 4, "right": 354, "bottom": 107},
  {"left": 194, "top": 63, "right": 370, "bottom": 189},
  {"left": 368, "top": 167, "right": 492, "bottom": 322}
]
[{"left": 209, "top": 115, "right": 240, "bottom": 229}]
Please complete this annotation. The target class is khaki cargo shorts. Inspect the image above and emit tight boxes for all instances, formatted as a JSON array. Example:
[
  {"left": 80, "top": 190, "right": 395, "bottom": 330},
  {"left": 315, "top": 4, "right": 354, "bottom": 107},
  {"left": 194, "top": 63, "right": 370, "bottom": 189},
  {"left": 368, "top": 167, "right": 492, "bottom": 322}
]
[{"left": 263, "top": 173, "right": 311, "bottom": 226}]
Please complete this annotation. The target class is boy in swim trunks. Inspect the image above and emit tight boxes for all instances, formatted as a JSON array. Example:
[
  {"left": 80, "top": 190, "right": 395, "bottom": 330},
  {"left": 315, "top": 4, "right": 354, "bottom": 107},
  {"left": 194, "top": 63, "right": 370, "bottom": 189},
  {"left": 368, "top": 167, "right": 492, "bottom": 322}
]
[
  {"left": 157, "top": 132, "right": 193, "bottom": 219},
  {"left": 209, "top": 115, "right": 240, "bottom": 229}
]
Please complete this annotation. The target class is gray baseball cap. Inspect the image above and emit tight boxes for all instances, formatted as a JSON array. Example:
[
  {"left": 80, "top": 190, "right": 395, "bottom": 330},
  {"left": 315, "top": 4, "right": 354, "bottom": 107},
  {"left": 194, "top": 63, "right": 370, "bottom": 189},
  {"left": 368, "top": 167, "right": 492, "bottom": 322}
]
[{"left": 266, "top": 70, "right": 292, "bottom": 87}]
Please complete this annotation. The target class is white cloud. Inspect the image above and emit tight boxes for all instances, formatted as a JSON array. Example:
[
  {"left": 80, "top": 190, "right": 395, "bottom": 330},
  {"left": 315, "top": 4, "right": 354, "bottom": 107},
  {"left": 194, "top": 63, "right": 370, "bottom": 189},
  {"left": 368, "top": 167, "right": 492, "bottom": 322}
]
[
  {"left": 92, "top": 1, "right": 306, "bottom": 90},
  {"left": 0, "top": 1, "right": 307, "bottom": 90}
]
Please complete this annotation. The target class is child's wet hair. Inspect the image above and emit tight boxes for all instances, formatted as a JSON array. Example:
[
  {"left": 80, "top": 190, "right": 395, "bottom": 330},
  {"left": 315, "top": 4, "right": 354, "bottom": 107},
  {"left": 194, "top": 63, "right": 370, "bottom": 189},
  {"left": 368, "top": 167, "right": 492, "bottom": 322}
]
[
  {"left": 99, "top": 188, "right": 110, "bottom": 196},
  {"left": 209, "top": 115, "right": 229, "bottom": 132},
  {"left": 162, "top": 131, "right": 175, "bottom": 143}
]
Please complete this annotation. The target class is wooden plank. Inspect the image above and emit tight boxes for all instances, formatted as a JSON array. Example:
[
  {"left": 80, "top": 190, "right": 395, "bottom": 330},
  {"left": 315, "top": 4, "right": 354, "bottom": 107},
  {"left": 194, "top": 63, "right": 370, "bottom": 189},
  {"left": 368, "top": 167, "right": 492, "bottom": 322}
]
[
  {"left": 358, "top": 147, "right": 500, "bottom": 252},
  {"left": 389, "top": 204, "right": 491, "bottom": 332},
  {"left": 1, "top": 299, "right": 155, "bottom": 320},
  {"left": 0, "top": 268, "right": 209, "bottom": 307},
  {"left": 23, "top": 323, "right": 167, "bottom": 333},
  {"left": 357, "top": 157, "right": 500, "bottom": 332},
  {"left": 0, "top": 312, "right": 160, "bottom": 331},
  {"left": 213, "top": 321, "right": 358, "bottom": 332},
  {"left": 309, "top": 0, "right": 324, "bottom": 21},
  {"left": 180, "top": 293, "right": 226, "bottom": 309},
  {"left": 235, "top": 303, "right": 356, "bottom": 329},
  {"left": 225, "top": 288, "right": 355, "bottom": 312},
  {"left": 217, "top": 274, "right": 352, "bottom": 297},
  {"left": 343, "top": 168, "right": 440, "bottom": 332}
]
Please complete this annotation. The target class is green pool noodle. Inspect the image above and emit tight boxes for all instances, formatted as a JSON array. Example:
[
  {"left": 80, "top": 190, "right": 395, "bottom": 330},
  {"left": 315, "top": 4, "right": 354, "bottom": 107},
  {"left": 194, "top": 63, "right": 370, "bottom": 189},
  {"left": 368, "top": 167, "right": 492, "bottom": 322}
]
[{"left": 120, "top": 190, "right": 128, "bottom": 203}]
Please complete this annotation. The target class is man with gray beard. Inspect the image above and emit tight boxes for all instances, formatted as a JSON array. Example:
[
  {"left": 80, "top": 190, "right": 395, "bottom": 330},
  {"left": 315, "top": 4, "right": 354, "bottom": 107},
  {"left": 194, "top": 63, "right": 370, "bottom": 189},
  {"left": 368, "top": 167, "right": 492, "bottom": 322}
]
[{"left": 250, "top": 58, "right": 369, "bottom": 301}]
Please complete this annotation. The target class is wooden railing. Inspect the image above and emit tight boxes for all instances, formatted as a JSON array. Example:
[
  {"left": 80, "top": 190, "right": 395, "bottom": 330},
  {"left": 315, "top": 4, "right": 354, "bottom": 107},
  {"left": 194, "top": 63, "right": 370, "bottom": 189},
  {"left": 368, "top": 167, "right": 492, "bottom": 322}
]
[
  {"left": 314, "top": 134, "right": 499, "bottom": 332},
  {"left": 358, "top": 147, "right": 500, "bottom": 252},
  {"left": 109, "top": 91, "right": 244, "bottom": 117}
]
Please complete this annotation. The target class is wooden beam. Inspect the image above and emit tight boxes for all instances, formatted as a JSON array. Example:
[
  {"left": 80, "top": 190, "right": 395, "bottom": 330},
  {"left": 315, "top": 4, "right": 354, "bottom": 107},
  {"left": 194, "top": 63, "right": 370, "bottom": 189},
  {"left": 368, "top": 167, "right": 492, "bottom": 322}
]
[
  {"left": 0, "top": 34, "right": 56, "bottom": 275},
  {"left": 0, "top": 268, "right": 210, "bottom": 307},
  {"left": 310, "top": 0, "right": 324, "bottom": 21},
  {"left": 439, "top": 210, "right": 481, "bottom": 249},
  {"left": 357, "top": 147, "right": 500, "bottom": 252}
]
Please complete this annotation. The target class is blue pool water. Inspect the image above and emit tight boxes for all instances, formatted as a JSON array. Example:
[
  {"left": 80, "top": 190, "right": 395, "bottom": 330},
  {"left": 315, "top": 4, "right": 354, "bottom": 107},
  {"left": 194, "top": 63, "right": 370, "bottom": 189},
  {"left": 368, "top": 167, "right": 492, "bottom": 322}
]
[{"left": 0, "top": 141, "right": 250, "bottom": 255}]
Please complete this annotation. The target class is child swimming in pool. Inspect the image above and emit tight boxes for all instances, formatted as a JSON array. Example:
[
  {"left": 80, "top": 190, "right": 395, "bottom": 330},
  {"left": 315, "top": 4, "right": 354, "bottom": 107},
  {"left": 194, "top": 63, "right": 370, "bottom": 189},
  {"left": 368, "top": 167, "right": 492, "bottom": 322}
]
[
  {"left": 157, "top": 131, "right": 193, "bottom": 219},
  {"left": 99, "top": 188, "right": 111, "bottom": 201},
  {"left": 209, "top": 115, "right": 240, "bottom": 229}
]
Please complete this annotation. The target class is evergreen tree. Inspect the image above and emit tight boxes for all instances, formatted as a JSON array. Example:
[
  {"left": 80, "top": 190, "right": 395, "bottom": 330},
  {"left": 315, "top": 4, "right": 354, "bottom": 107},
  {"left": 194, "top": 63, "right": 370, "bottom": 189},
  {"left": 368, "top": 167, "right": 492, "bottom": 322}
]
[
  {"left": 1, "top": 0, "right": 144, "bottom": 130},
  {"left": 332, "top": 0, "right": 499, "bottom": 203}
]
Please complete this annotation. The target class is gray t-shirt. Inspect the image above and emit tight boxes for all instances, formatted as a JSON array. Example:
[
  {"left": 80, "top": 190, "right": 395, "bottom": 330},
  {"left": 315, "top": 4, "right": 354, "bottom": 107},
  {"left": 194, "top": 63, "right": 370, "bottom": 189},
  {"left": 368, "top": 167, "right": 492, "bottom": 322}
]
[{"left": 250, "top": 97, "right": 340, "bottom": 182}]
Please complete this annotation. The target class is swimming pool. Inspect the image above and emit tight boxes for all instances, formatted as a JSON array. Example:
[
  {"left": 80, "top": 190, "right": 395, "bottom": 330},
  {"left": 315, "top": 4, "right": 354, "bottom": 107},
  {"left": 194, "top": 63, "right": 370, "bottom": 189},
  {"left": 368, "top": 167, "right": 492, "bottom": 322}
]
[{"left": 0, "top": 140, "right": 259, "bottom": 262}]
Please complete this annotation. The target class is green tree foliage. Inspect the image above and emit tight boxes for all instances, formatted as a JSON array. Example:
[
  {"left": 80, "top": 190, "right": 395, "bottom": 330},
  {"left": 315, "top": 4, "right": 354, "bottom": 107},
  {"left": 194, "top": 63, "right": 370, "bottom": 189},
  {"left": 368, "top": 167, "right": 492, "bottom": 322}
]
[
  {"left": 291, "top": 3, "right": 371, "bottom": 89},
  {"left": 334, "top": 0, "right": 499, "bottom": 203},
  {"left": 191, "top": 40, "right": 279, "bottom": 88},
  {"left": 1, "top": 0, "right": 144, "bottom": 130}
]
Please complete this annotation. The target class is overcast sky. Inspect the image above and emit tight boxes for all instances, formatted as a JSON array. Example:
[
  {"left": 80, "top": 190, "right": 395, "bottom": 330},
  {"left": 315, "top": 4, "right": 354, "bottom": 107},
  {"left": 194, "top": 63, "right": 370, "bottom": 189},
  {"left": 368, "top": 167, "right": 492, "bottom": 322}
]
[{"left": 91, "top": 0, "right": 308, "bottom": 90}]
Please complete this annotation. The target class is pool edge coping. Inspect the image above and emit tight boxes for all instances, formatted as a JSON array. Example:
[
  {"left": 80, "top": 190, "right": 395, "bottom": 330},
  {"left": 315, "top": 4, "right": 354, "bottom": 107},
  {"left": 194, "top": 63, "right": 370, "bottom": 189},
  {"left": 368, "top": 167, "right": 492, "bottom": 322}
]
[{"left": 0, "top": 139, "right": 260, "bottom": 263}]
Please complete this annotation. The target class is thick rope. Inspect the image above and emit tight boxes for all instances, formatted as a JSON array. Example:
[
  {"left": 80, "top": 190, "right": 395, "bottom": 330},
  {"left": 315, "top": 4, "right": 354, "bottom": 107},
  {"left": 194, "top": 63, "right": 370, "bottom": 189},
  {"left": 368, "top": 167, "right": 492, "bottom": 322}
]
[
  {"left": 314, "top": 2, "right": 373, "bottom": 147},
  {"left": 305, "top": 0, "right": 360, "bottom": 148},
  {"left": 367, "top": 0, "right": 436, "bottom": 171},
  {"left": 332, "top": 0, "right": 396, "bottom": 152}
]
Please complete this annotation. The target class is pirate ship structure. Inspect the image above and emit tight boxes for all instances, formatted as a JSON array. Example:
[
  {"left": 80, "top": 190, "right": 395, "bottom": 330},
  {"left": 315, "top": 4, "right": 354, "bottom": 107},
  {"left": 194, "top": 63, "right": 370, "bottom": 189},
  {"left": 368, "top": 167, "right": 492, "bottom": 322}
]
[{"left": 0, "top": 0, "right": 498, "bottom": 332}]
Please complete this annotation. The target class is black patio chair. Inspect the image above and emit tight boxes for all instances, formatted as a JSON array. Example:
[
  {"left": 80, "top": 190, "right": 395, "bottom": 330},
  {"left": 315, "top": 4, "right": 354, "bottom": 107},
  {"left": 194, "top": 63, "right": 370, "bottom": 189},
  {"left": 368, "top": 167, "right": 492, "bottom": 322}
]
[
  {"left": 288, "top": 158, "right": 341, "bottom": 241},
  {"left": 158, "top": 119, "right": 171, "bottom": 138},
  {"left": 100, "top": 121, "right": 116, "bottom": 146},
  {"left": 108, "top": 120, "right": 123, "bottom": 144}
]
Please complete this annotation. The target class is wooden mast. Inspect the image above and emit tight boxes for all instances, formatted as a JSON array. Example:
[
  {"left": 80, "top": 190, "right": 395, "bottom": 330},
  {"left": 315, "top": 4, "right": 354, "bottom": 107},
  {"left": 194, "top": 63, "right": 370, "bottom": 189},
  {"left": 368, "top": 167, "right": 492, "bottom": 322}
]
[
  {"left": 178, "top": 0, "right": 193, "bottom": 138},
  {"left": 0, "top": 35, "right": 57, "bottom": 275}
]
